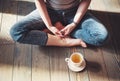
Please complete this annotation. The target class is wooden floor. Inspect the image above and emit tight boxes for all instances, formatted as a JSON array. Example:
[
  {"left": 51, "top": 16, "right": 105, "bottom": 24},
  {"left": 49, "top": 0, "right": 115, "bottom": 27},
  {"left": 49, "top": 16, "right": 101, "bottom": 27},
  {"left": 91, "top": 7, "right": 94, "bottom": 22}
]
[{"left": 0, "top": 0, "right": 120, "bottom": 81}]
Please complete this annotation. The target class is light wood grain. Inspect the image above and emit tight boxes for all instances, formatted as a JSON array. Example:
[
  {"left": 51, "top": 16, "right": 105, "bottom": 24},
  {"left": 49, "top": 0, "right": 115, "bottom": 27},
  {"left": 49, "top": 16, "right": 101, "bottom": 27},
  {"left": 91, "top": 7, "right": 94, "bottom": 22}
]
[
  {"left": 0, "top": 0, "right": 120, "bottom": 81},
  {"left": 103, "top": 0, "right": 120, "bottom": 13},
  {"left": 0, "top": 45, "right": 14, "bottom": 81},
  {"left": 12, "top": 1, "right": 33, "bottom": 81},
  {"left": 90, "top": 0, "right": 120, "bottom": 13},
  {"left": 0, "top": 0, "right": 17, "bottom": 44},
  {"left": 76, "top": 47, "right": 89, "bottom": 81},
  {"left": 13, "top": 44, "right": 32, "bottom": 81},
  {"left": 68, "top": 47, "right": 89, "bottom": 81},
  {"left": 32, "top": 46, "right": 50, "bottom": 81},
  {"left": 0, "top": 1, "right": 15, "bottom": 81},
  {"left": 101, "top": 14, "right": 120, "bottom": 81},
  {"left": 0, "top": 0, "right": 2, "bottom": 31},
  {"left": 89, "top": 9, "right": 120, "bottom": 81},
  {"left": 102, "top": 45, "right": 120, "bottom": 81},
  {"left": 108, "top": 14, "right": 120, "bottom": 65},
  {"left": 92, "top": 3, "right": 120, "bottom": 81},
  {"left": 90, "top": 0, "right": 106, "bottom": 11},
  {"left": 49, "top": 47, "right": 69, "bottom": 81},
  {"left": 1, "top": 0, "right": 17, "bottom": 34},
  {"left": 84, "top": 47, "right": 109, "bottom": 81}
]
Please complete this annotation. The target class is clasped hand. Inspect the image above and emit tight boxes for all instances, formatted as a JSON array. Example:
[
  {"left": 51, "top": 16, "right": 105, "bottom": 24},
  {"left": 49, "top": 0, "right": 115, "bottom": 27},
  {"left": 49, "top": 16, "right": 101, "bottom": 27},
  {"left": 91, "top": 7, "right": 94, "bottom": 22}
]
[{"left": 49, "top": 22, "right": 76, "bottom": 37}]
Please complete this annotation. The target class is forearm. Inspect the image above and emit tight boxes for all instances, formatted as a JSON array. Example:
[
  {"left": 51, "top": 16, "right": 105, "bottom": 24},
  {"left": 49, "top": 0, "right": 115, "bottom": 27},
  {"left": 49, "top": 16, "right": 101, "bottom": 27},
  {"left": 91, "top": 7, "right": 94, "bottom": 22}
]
[
  {"left": 35, "top": 0, "right": 52, "bottom": 29},
  {"left": 73, "top": 0, "right": 91, "bottom": 23}
]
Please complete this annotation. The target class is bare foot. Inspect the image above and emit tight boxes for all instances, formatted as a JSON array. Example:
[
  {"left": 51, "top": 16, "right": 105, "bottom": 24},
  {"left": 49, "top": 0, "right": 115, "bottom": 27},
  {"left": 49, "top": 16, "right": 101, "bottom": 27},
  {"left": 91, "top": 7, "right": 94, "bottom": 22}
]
[
  {"left": 60, "top": 37, "right": 87, "bottom": 47},
  {"left": 46, "top": 33, "right": 87, "bottom": 47},
  {"left": 79, "top": 39, "right": 87, "bottom": 48}
]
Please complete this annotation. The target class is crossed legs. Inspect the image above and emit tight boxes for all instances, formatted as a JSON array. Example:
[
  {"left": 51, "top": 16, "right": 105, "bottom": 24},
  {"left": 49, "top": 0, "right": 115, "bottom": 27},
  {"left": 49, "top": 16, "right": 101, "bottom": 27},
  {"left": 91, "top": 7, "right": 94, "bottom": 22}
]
[{"left": 10, "top": 10, "right": 108, "bottom": 47}]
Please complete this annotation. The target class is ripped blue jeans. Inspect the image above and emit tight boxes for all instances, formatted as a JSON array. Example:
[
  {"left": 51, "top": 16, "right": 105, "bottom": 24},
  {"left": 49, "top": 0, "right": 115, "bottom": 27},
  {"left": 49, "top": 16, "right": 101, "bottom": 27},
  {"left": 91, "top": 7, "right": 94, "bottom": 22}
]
[{"left": 10, "top": 6, "right": 108, "bottom": 46}]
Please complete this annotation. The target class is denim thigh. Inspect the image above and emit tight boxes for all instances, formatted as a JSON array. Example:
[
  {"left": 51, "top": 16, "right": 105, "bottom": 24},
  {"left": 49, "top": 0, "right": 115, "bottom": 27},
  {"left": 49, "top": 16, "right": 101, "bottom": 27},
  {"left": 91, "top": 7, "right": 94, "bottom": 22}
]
[
  {"left": 71, "top": 13, "right": 108, "bottom": 46},
  {"left": 10, "top": 9, "right": 58, "bottom": 45}
]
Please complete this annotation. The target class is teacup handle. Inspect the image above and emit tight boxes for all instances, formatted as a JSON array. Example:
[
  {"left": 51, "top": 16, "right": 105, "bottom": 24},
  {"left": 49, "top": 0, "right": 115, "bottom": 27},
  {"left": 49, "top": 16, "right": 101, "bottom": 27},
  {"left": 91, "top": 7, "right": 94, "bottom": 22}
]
[{"left": 65, "top": 58, "right": 69, "bottom": 62}]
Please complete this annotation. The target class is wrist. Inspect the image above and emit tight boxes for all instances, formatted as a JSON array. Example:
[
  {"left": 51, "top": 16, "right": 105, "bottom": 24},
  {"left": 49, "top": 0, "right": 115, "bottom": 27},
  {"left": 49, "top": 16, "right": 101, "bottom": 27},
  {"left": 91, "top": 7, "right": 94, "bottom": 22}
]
[
  {"left": 47, "top": 25, "right": 54, "bottom": 29},
  {"left": 72, "top": 21, "right": 78, "bottom": 26}
]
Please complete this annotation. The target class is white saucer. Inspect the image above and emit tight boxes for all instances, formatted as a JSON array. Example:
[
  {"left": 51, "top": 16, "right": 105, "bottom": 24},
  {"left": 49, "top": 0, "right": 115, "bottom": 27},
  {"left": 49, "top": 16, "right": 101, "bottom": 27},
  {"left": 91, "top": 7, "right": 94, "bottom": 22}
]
[{"left": 67, "top": 60, "right": 86, "bottom": 72}]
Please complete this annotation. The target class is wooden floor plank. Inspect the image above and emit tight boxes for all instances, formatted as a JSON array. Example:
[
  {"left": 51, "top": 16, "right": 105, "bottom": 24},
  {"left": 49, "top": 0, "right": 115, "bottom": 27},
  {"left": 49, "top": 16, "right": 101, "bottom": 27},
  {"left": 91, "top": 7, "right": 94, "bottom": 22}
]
[
  {"left": 106, "top": 13, "right": 120, "bottom": 81},
  {"left": 0, "top": 0, "right": 17, "bottom": 44},
  {"left": 17, "top": 0, "right": 35, "bottom": 19},
  {"left": 67, "top": 48, "right": 78, "bottom": 81},
  {"left": 12, "top": 1, "right": 33, "bottom": 81},
  {"left": 84, "top": 11, "right": 111, "bottom": 81},
  {"left": 0, "top": 44, "right": 14, "bottom": 81},
  {"left": 95, "top": 9, "right": 120, "bottom": 81},
  {"left": 49, "top": 47, "right": 69, "bottom": 81},
  {"left": 76, "top": 47, "right": 89, "bottom": 81},
  {"left": 90, "top": 10, "right": 120, "bottom": 81},
  {"left": 90, "top": 0, "right": 106, "bottom": 12},
  {"left": 108, "top": 13, "right": 120, "bottom": 65},
  {"left": 68, "top": 47, "right": 89, "bottom": 81},
  {"left": 101, "top": 27, "right": 120, "bottom": 81},
  {"left": 13, "top": 44, "right": 32, "bottom": 81},
  {"left": 103, "top": 0, "right": 120, "bottom": 13},
  {"left": 32, "top": 46, "right": 50, "bottom": 81},
  {"left": 0, "top": 1, "right": 15, "bottom": 81},
  {"left": 0, "top": 0, "right": 3, "bottom": 31},
  {"left": 102, "top": 43, "right": 120, "bottom": 81},
  {"left": 84, "top": 47, "right": 109, "bottom": 81},
  {"left": 0, "top": 0, "right": 120, "bottom": 81},
  {"left": 90, "top": 0, "right": 120, "bottom": 13},
  {"left": 1, "top": 0, "right": 17, "bottom": 30}
]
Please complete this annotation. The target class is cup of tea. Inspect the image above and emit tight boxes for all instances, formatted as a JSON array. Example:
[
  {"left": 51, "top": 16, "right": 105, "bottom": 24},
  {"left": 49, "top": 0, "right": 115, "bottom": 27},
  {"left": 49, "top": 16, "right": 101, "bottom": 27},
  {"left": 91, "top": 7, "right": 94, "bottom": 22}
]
[{"left": 65, "top": 52, "right": 86, "bottom": 72}]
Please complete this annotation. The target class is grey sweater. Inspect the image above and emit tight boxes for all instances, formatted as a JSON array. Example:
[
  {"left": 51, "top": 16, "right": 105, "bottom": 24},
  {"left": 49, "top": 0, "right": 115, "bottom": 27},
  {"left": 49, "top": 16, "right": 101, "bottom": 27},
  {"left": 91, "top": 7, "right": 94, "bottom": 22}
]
[{"left": 46, "top": 0, "right": 81, "bottom": 10}]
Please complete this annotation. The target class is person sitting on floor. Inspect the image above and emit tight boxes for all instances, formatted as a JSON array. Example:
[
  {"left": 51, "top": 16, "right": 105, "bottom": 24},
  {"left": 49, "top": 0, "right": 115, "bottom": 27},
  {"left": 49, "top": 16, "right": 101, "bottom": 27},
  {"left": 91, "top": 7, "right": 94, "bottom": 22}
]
[{"left": 10, "top": 0, "right": 108, "bottom": 47}]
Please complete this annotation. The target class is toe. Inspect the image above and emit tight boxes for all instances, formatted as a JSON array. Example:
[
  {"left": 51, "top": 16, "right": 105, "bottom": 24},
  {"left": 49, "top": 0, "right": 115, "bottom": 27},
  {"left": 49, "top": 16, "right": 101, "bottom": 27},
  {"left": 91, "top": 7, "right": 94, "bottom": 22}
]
[{"left": 80, "top": 40, "right": 87, "bottom": 48}]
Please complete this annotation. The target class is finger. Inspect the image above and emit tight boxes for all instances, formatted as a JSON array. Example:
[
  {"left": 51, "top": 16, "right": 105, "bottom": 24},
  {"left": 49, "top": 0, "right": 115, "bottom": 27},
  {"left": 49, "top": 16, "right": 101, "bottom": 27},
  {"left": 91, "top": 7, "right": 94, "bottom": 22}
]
[
  {"left": 64, "top": 32, "right": 68, "bottom": 36},
  {"left": 55, "top": 31, "right": 63, "bottom": 37},
  {"left": 60, "top": 31, "right": 65, "bottom": 35},
  {"left": 60, "top": 28, "right": 69, "bottom": 36},
  {"left": 64, "top": 30, "right": 69, "bottom": 36}
]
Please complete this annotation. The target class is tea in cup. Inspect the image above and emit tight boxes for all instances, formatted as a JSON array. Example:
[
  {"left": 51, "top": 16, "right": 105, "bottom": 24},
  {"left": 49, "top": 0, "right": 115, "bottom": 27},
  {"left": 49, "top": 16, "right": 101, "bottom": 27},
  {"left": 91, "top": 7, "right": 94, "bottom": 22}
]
[{"left": 65, "top": 52, "right": 86, "bottom": 72}]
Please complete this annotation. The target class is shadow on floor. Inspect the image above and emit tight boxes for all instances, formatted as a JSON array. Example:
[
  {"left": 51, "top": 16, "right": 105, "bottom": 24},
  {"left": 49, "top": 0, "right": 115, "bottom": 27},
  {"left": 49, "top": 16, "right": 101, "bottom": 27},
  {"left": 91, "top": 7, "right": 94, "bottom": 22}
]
[
  {"left": 0, "top": 0, "right": 36, "bottom": 16},
  {"left": 90, "top": 10, "right": 120, "bottom": 62}
]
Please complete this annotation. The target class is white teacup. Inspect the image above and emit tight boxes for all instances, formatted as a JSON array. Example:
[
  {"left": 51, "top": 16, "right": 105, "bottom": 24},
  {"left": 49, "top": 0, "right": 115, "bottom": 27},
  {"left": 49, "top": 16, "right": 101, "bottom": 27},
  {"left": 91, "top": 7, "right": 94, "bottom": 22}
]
[{"left": 65, "top": 52, "right": 86, "bottom": 72}]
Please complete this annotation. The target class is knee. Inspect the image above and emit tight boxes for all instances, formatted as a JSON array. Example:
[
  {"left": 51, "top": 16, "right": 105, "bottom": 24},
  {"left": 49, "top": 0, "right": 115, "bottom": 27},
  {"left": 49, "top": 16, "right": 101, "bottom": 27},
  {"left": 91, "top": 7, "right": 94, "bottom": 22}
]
[
  {"left": 88, "top": 24, "right": 109, "bottom": 46},
  {"left": 81, "top": 19, "right": 109, "bottom": 46},
  {"left": 94, "top": 29, "right": 109, "bottom": 46},
  {"left": 10, "top": 23, "right": 23, "bottom": 42},
  {"left": 83, "top": 29, "right": 109, "bottom": 46},
  {"left": 92, "top": 20, "right": 109, "bottom": 46}
]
